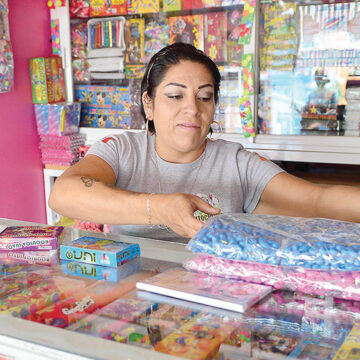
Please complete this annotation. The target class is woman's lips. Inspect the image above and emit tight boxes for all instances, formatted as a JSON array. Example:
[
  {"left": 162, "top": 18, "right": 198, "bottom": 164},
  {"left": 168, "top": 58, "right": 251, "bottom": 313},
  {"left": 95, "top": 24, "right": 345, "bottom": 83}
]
[{"left": 178, "top": 123, "right": 200, "bottom": 129}]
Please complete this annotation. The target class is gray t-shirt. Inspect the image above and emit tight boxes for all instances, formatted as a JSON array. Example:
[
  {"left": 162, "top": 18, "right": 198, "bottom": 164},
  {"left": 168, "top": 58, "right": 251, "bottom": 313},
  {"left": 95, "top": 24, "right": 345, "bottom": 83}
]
[{"left": 87, "top": 131, "right": 284, "bottom": 241}]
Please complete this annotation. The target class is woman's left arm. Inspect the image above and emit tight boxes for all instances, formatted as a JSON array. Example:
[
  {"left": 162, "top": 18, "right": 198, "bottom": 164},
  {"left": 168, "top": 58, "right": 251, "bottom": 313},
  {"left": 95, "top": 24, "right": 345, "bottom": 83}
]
[{"left": 254, "top": 172, "right": 360, "bottom": 222}]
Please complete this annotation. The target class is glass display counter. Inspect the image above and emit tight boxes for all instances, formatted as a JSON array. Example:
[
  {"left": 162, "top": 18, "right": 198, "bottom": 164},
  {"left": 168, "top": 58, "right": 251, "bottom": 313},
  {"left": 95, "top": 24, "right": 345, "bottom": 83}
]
[{"left": 1, "top": 217, "right": 360, "bottom": 360}]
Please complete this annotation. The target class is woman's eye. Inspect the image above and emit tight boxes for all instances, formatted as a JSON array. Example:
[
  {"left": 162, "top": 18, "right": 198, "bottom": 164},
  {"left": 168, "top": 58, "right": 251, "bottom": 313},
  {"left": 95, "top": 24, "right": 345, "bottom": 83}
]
[
  {"left": 198, "top": 95, "right": 213, "bottom": 102},
  {"left": 167, "top": 94, "right": 182, "bottom": 100}
]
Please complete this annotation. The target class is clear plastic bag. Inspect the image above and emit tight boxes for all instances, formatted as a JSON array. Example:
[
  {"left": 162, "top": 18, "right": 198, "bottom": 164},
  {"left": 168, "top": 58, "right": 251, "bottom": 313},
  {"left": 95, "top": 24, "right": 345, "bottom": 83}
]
[{"left": 187, "top": 214, "right": 360, "bottom": 271}]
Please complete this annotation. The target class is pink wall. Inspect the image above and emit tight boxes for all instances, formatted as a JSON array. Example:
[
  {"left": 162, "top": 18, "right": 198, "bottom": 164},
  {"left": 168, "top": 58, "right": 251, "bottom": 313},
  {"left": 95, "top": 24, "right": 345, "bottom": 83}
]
[{"left": 0, "top": 1, "right": 50, "bottom": 223}]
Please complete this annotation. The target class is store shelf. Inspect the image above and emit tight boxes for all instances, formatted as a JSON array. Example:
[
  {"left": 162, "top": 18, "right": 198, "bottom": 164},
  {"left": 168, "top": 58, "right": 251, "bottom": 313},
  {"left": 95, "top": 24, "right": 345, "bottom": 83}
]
[{"left": 79, "top": 128, "right": 360, "bottom": 165}]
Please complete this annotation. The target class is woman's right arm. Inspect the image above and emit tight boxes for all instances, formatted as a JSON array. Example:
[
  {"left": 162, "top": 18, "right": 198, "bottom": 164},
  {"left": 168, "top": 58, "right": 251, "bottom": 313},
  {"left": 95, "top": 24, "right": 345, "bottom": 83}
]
[
  {"left": 49, "top": 154, "right": 219, "bottom": 236},
  {"left": 49, "top": 154, "right": 150, "bottom": 225}
]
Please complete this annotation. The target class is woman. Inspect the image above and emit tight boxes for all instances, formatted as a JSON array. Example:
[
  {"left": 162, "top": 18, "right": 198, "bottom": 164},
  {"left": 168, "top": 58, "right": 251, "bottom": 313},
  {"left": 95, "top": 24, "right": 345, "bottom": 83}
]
[{"left": 49, "top": 43, "right": 360, "bottom": 241}]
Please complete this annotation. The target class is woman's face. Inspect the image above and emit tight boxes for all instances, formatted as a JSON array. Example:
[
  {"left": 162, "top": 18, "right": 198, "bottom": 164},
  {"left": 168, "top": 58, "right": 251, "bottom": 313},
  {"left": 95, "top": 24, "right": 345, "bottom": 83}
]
[{"left": 143, "top": 60, "right": 216, "bottom": 163}]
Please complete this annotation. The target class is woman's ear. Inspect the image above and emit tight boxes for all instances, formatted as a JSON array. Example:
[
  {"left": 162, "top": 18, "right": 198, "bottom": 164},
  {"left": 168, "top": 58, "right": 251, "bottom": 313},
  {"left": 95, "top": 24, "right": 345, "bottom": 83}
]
[{"left": 142, "top": 91, "right": 153, "bottom": 120}]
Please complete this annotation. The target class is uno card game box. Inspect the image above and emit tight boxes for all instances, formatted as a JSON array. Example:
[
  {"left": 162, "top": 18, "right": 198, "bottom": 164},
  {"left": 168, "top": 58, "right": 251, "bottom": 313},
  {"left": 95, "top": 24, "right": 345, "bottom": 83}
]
[{"left": 60, "top": 236, "right": 140, "bottom": 267}]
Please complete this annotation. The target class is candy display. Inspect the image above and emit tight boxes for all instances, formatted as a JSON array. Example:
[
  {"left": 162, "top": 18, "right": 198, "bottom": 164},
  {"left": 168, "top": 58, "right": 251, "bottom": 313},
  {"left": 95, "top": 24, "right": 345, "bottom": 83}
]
[
  {"left": 154, "top": 313, "right": 238, "bottom": 359},
  {"left": 28, "top": 281, "right": 135, "bottom": 327},
  {"left": 89, "top": 0, "right": 127, "bottom": 17},
  {"left": 0, "top": 226, "right": 64, "bottom": 251},
  {"left": 29, "top": 57, "right": 66, "bottom": 104},
  {"left": 60, "top": 236, "right": 140, "bottom": 267},
  {"left": 187, "top": 214, "right": 360, "bottom": 271},
  {"left": 204, "top": 12, "right": 227, "bottom": 63},
  {"left": 1, "top": 276, "right": 87, "bottom": 318},
  {"left": 70, "top": 0, "right": 90, "bottom": 18},
  {"left": 184, "top": 253, "right": 360, "bottom": 301}
]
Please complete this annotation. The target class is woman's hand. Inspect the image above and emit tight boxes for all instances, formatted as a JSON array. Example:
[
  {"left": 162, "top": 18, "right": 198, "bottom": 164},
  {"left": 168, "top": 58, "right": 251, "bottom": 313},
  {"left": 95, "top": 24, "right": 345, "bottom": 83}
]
[{"left": 151, "top": 193, "right": 221, "bottom": 238}]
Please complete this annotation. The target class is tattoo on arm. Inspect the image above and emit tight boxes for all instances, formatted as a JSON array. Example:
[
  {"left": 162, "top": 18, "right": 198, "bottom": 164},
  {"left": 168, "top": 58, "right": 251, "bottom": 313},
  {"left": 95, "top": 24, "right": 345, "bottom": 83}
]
[{"left": 81, "top": 176, "right": 99, "bottom": 188}]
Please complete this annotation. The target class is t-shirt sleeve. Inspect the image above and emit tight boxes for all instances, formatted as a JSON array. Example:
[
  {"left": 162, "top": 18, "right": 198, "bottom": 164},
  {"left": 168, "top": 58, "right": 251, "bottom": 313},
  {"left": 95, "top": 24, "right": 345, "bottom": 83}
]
[
  {"left": 237, "top": 150, "right": 285, "bottom": 213},
  {"left": 86, "top": 136, "right": 121, "bottom": 177}
]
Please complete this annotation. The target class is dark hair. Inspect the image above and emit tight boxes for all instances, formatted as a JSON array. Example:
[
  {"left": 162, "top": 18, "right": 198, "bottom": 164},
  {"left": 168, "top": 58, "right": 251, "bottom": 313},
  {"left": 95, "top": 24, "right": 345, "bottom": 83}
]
[{"left": 140, "top": 42, "right": 221, "bottom": 133}]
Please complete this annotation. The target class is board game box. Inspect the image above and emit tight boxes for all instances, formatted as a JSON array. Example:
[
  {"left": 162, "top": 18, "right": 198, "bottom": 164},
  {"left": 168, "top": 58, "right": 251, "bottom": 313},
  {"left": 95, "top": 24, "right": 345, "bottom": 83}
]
[
  {"left": 0, "top": 226, "right": 64, "bottom": 251},
  {"left": 60, "top": 236, "right": 140, "bottom": 267}
]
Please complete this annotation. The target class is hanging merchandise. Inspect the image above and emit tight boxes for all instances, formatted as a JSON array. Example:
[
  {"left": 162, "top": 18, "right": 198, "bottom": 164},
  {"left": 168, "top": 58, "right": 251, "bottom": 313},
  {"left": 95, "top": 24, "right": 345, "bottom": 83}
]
[
  {"left": 0, "top": 0, "right": 14, "bottom": 93},
  {"left": 238, "top": 0, "right": 256, "bottom": 45},
  {"left": 239, "top": 96, "right": 255, "bottom": 137}
]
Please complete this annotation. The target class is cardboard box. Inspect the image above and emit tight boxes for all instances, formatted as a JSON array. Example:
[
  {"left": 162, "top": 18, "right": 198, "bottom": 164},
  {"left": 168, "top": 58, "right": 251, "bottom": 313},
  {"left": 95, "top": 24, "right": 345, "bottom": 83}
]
[
  {"left": 60, "top": 236, "right": 140, "bottom": 267},
  {"left": 74, "top": 84, "right": 132, "bottom": 128},
  {"left": 29, "top": 57, "right": 66, "bottom": 104}
]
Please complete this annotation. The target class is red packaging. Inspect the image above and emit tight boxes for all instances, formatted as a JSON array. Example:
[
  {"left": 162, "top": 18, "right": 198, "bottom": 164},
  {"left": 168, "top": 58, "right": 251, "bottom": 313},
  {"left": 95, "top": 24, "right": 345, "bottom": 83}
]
[
  {"left": 90, "top": 0, "right": 127, "bottom": 16},
  {"left": 204, "top": 12, "right": 227, "bottom": 63}
]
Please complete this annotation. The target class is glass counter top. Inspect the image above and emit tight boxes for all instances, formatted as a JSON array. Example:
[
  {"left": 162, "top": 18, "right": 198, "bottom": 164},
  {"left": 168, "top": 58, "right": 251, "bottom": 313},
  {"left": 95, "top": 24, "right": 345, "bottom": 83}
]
[{"left": 0, "top": 218, "right": 359, "bottom": 360}]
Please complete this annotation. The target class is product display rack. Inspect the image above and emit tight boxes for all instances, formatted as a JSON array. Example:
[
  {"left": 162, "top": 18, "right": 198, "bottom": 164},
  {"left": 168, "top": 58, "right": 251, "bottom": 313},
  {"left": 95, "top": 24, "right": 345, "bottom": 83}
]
[{"left": 50, "top": 0, "right": 360, "bottom": 165}]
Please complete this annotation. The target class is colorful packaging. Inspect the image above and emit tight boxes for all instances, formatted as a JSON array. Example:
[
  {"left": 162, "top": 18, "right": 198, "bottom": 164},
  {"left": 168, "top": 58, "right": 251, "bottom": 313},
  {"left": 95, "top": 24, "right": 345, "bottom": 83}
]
[
  {"left": 60, "top": 236, "right": 140, "bottom": 267},
  {"left": 125, "top": 18, "right": 145, "bottom": 64},
  {"left": 70, "top": 0, "right": 90, "bottom": 18},
  {"left": 333, "top": 323, "right": 360, "bottom": 359},
  {"left": 154, "top": 313, "right": 237, "bottom": 359},
  {"left": 204, "top": 12, "right": 227, "bottom": 63},
  {"left": 28, "top": 281, "right": 135, "bottom": 327},
  {"left": 90, "top": 0, "right": 127, "bottom": 16},
  {"left": 127, "top": 0, "right": 160, "bottom": 14},
  {"left": 182, "top": 0, "right": 202, "bottom": 10},
  {"left": 0, "top": 250, "right": 59, "bottom": 267},
  {"left": 227, "top": 9, "right": 244, "bottom": 64},
  {"left": 61, "top": 257, "right": 141, "bottom": 282},
  {"left": 33, "top": 102, "right": 81, "bottom": 136},
  {"left": 0, "top": 226, "right": 64, "bottom": 251},
  {"left": 169, "top": 15, "right": 204, "bottom": 50},
  {"left": 74, "top": 84, "right": 132, "bottom": 129},
  {"left": 1, "top": 276, "right": 87, "bottom": 318},
  {"left": 143, "top": 18, "right": 170, "bottom": 63},
  {"left": 29, "top": 57, "right": 66, "bottom": 104},
  {"left": 163, "top": 0, "right": 181, "bottom": 11}
]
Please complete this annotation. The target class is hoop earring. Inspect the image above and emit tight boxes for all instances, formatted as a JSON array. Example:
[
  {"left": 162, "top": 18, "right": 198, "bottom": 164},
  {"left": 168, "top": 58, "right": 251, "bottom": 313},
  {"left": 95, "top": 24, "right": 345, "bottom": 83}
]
[
  {"left": 146, "top": 118, "right": 153, "bottom": 136},
  {"left": 209, "top": 121, "right": 223, "bottom": 141}
]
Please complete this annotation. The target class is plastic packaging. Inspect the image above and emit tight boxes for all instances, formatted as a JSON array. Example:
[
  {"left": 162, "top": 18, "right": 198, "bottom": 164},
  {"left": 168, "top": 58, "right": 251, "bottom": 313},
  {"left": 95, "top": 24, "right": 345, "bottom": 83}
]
[{"left": 187, "top": 214, "right": 360, "bottom": 271}]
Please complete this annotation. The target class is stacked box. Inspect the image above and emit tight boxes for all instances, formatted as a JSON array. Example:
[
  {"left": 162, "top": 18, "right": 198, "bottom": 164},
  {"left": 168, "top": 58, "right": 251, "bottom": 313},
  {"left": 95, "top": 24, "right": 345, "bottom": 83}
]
[
  {"left": 29, "top": 57, "right": 66, "bottom": 104},
  {"left": 60, "top": 236, "right": 140, "bottom": 267},
  {"left": 74, "top": 85, "right": 132, "bottom": 129},
  {"left": 90, "top": 0, "right": 127, "bottom": 16},
  {"left": 34, "top": 102, "right": 81, "bottom": 136}
]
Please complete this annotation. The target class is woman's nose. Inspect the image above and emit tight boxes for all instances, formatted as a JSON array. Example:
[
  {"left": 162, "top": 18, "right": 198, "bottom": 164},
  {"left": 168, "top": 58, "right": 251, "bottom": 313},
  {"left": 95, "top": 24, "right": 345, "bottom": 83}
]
[{"left": 184, "top": 96, "right": 200, "bottom": 116}]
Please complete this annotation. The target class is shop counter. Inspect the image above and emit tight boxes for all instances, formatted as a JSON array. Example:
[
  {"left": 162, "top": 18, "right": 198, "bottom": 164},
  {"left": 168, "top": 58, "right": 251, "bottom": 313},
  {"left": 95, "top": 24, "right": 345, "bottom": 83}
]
[{"left": 0, "top": 218, "right": 359, "bottom": 360}]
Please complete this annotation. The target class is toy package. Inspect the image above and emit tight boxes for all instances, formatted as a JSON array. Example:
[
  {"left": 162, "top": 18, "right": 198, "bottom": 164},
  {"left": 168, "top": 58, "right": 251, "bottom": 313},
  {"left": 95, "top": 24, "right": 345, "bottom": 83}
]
[
  {"left": 0, "top": 0, "right": 14, "bottom": 93},
  {"left": 34, "top": 103, "right": 81, "bottom": 136},
  {"left": 0, "top": 276, "right": 87, "bottom": 318},
  {"left": 169, "top": 15, "right": 204, "bottom": 51},
  {"left": 29, "top": 57, "right": 66, "bottom": 104},
  {"left": 143, "top": 18, "right": 169, "bottom": 64},
  {"left": 127, "top": 0, "right": 160, "bottom": 14},
  {"left": 0, "top": 250, "right": 59, "bottom": 267},
  {"left": 61, "top": 257, "right": 141, "bottom": 282},
  {"left": 60, "top": 236, "right": 140, "bottom": 267},
  {"left": 74, "top": 84, "right": 132, "bottom": 129},
  {"left": 90, "top": 0, "right": 127, "bottom": 17},
  {"left": 163, "top": 0, "right": 181, "bottom": 11},
  {"left": 70, "top": 0, "right": 90, "bottom": 18},
  {"left": 154, "top": 313, "right": 237, "bottom": 359},
  {"left": 125, "top": 18, "right": 145, "bottom": 65},
  {"left": 227, "top": 9, "right": 244, "bottom": 64},
  {"left": 72, "top": 314, "right": 154, "bottom": 347},
  {"left": 333, "top": 323, "right": 360, "bottom": 359},
  {"left": 204, "top": 12, "right": 227, "bottom": 63},
  {"left": 0, "top": 226, "right": 64, "bottom": 251},
  {"left": 182, "top": 0, "right": 202, "bottom": 10},
  {"left": 28, "top": 281, "right": 135, "bottom": 328}
]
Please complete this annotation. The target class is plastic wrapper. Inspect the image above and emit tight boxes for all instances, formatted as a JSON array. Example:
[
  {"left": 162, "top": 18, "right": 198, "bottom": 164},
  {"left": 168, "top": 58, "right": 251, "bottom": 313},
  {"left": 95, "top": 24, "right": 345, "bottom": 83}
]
[
  {"left": 187, "top": 214, "right": 360, "bottom": 271},
  {"left": 184, "top": 253, "right": 360, "bottom": 301}
]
